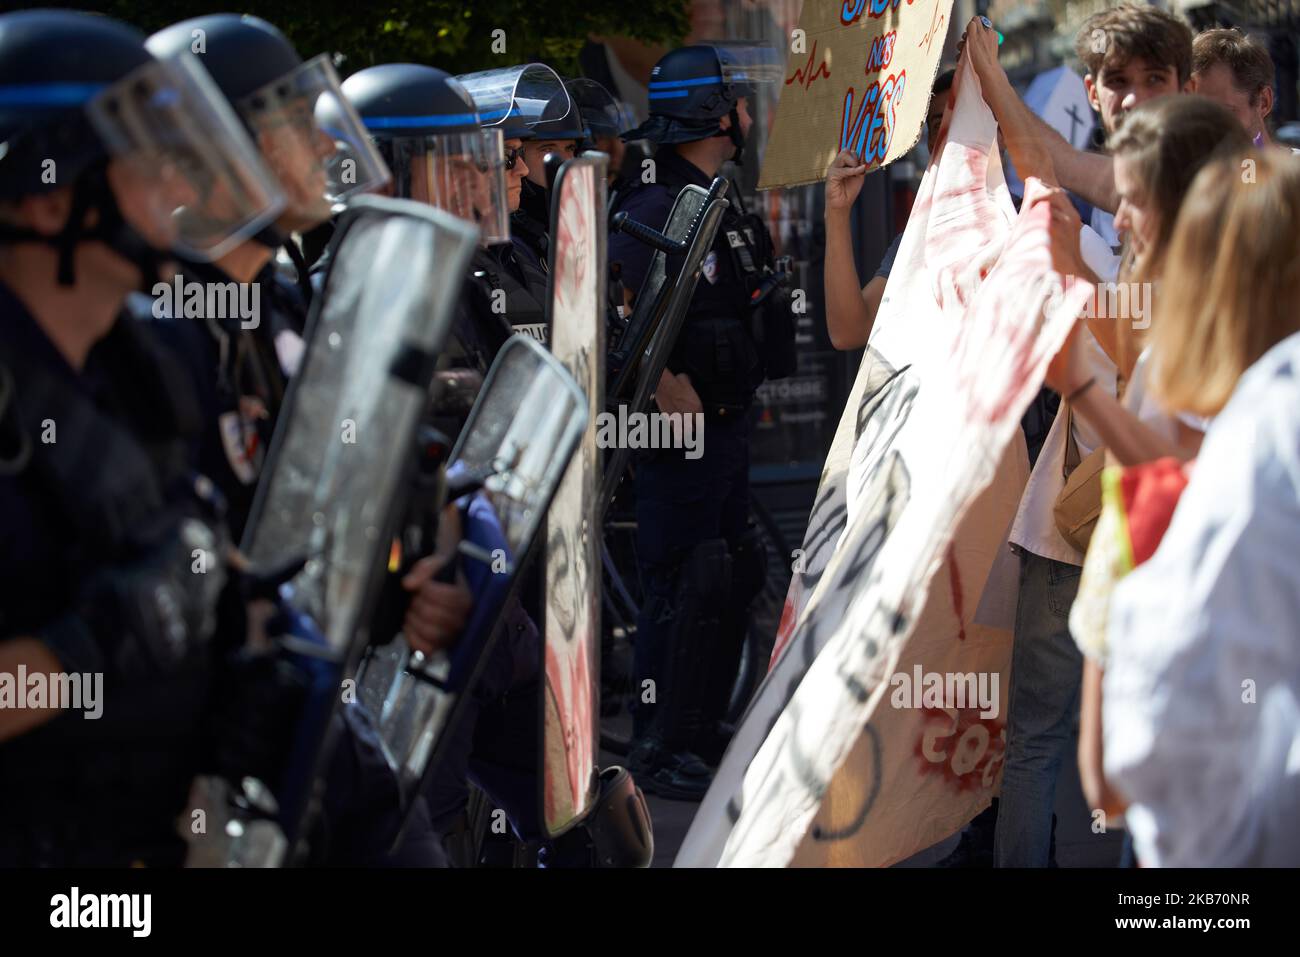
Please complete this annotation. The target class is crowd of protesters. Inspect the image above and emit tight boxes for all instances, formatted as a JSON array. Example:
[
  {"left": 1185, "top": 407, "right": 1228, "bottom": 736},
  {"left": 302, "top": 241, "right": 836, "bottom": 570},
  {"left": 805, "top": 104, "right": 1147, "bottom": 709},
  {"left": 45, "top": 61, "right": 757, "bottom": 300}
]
[{"left": 824, "top": 4, "right": 1300, "bottom": 868}]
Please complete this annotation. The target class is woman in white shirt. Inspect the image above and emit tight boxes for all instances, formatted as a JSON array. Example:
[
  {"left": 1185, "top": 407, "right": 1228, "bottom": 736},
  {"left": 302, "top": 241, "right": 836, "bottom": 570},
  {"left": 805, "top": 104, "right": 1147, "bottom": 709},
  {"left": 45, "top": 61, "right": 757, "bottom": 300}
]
[{"left": 1103, "top": 148, "right": 1300, "bottom": 865}]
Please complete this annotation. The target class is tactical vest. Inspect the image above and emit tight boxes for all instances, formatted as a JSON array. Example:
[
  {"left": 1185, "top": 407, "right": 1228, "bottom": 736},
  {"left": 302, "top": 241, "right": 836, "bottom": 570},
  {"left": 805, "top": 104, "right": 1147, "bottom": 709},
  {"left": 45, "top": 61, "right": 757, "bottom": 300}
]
[
  {"left": 462, "top": 243, "right": 550, "bottom": 359},
  {"left": 617, "top": 155, "right": 780, "bottom": 411},
  {"left": 0, "top": 317, "right": 228, "bottom": 866}
]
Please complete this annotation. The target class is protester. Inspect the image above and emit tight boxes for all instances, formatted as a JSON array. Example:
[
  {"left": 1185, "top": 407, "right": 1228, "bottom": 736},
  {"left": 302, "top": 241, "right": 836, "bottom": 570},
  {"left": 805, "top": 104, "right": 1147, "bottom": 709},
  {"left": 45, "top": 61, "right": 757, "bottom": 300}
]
[
  {"left": 1050, "top": 97, "right": 1251, "bottom": 844},
  {"left": 1044, "top": 96, "right": 1249, "bottom": 453},
  {"left": 1102, "top": 149, "right": 1300, "bottom": 866},
  {"left": 822, "top": 70, "right": 953, "bottom": 351},
  {"left": 967, "top": 4, "right": 1193, "bottom": 241},
  {"left": 1191, "top": 28, "right": 1279, "bottom": 147}
]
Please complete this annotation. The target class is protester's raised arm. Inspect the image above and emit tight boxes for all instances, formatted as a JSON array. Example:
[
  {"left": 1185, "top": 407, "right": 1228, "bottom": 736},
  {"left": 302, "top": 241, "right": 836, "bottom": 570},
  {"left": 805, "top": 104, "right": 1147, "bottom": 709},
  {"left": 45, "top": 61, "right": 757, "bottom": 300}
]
[
  {"left": 823, "top": 150, "right": 876, "bottom": 351},
  {"left": 960, "top": 19, "right": 1058, "bottom": 188},
  {"left": 961, "top": 17, "right": 1116, "bottom": 210},
  {"left": 1032, "top": 113, "right": 1117, "bottom": 212}
]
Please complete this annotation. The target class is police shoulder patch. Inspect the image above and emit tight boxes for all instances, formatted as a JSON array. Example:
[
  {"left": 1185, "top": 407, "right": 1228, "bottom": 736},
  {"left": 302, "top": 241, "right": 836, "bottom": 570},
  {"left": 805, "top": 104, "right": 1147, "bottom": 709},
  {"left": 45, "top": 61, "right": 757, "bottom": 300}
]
[{"left": 702, "top": 250, "right": 720, "bottom": 284}]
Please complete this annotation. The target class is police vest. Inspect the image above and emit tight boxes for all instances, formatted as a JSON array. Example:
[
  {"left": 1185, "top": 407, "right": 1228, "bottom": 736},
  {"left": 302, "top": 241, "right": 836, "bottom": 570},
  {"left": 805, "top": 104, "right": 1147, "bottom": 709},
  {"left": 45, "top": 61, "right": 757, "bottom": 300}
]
[
  {"left": 0, "top": 318, "right": 227, "bottom": 865},
  {"left": 464, "top": 243, "right": 550, "bottom": 353},
  {"left": 617, "top": 158, "right": 785, "bottom": 410}
]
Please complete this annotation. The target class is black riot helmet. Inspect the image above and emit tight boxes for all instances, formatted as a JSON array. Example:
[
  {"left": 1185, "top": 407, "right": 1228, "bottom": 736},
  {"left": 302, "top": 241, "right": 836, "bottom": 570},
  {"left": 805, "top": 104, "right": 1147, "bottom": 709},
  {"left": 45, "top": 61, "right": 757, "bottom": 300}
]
[
  {"left": 531, "top": 87, "right": 587, "bottom": 141},
  {"left": 148, "top": 14, "right": 388, "bottom": 232},
  {"left": 565, "top": 78, "right": 630, "bottom": 143},
  {"left": 0, "top": 9, "right": 285, "bottom": 285},
  {"left": 342, "top": 63, "right": 510, "bottom": 244},
  {"left": 623, "top": 44, "right": 778, "bottom": 163}
]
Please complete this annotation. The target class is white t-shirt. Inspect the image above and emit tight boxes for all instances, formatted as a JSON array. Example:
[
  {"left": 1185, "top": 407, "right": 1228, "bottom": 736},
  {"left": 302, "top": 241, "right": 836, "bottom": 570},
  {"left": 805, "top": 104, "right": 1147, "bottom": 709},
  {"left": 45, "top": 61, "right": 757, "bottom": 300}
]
[
  {"left": 1124, "top": 347, "right": 1211, "bottom": 439},
  {"left": 1103, "top": 330, "right": 1300, "bottom": 867},
  {"left": 1089, "top": 206, "right": 1121, "bottom": 254},
  {"left": 1007, "top": 225, "right": 1121, "bottom": 565}
]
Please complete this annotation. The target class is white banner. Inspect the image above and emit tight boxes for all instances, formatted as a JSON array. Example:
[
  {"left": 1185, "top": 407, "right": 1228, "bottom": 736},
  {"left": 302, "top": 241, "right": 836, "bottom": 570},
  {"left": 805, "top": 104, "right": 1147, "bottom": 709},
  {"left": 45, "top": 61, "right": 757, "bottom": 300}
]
[{"left": 677, "top": 60, "right": 1093, "bottom": 868}]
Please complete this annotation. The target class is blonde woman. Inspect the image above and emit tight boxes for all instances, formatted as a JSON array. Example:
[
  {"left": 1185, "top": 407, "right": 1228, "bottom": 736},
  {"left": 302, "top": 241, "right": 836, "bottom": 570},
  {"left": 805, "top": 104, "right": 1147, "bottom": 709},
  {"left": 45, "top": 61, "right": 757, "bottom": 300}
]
[{"left": 1102, "top": 149, "right": 1300, "bottom": 866}]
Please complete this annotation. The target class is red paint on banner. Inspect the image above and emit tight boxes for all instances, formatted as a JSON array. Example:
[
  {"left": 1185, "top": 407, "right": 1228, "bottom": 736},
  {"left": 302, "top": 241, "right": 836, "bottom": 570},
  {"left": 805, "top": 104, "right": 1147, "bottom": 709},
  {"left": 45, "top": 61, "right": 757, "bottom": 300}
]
[
  {"left": 947, "top": 542, "right": 966, "bottom": 641},
  {"left": 915, "top": 707, "right": 1005, "bottom": 792},
  {"left": 786, "top": 39, "right": 831, "bottom": 92}
]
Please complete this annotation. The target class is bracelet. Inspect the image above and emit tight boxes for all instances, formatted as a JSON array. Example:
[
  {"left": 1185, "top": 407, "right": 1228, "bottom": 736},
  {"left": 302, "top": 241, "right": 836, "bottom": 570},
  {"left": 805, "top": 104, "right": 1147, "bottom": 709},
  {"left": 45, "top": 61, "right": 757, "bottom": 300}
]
[{"left": 1064, "top": 377, "right": 1096, "bottom": 403}]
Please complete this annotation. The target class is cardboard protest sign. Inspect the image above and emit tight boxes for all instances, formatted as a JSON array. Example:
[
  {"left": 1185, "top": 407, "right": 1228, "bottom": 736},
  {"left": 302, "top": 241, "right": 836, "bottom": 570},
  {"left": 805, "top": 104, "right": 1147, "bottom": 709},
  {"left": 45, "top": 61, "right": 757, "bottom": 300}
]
[
  {"left": 757, "top": 0, "right": 956, "bottom": 190},
  {"left": 677, "top": 58, "right": 1095, "bottom": 867}
]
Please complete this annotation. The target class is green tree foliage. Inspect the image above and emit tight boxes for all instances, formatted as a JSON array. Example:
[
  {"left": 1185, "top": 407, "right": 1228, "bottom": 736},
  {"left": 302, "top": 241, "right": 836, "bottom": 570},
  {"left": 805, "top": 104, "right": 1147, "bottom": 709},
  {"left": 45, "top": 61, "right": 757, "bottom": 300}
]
[{"left": 60, "top": 0, "right": 690, "bottom": 77}]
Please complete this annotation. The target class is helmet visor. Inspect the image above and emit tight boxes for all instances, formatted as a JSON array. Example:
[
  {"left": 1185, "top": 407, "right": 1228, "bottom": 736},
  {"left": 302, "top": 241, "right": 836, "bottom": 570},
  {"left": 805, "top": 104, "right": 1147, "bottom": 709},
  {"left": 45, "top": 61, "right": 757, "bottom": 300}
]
[
  {"left": 457, "top": 64, "right": 569, "bottom": 139},
  {"left": 85, "top": 52, "right": 286, "bottom": 260},
  {"left": 240, "top": 54, "right": 390, "bottom": 223},
  {"left": 388, "top": 128, "right": 510, "bottom": 244},
  {"left": 712, "top": 43, "right": 783, "bottom": 99}
]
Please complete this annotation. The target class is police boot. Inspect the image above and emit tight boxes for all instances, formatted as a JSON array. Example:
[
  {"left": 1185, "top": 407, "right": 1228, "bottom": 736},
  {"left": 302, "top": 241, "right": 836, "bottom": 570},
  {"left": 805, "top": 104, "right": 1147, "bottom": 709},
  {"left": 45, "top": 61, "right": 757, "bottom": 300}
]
[{"left": 630, "top": 540, "right": 731, "bottom": 800}]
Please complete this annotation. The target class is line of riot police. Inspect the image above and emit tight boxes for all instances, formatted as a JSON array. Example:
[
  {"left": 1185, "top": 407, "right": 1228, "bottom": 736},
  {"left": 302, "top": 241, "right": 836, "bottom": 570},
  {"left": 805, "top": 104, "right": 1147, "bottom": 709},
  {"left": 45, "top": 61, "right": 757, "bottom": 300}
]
[{"left": 0, "top": 8, "right": 793, "bottom": 867}]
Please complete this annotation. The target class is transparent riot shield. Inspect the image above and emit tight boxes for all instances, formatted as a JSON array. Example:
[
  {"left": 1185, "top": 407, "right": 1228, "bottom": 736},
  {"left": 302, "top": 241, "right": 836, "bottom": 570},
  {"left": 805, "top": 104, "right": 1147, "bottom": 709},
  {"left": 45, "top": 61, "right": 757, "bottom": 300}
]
[
  {"left": 357, "top": 334, "right": 589, "bottom": 840},
  {"left": 540, "top": 153, "right": 607, "bottom": 837},
  {"left": 196, "top": 195, "right": 477, "bottom": 864},
  {"left": 598, "top": 178, "right": 730, "bottom": 516}
]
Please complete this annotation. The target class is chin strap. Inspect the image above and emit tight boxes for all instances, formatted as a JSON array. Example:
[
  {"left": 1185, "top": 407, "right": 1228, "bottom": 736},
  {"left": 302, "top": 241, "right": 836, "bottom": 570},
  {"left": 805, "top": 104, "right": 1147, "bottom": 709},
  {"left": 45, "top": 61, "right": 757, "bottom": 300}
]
[
  {"left": 726, "top": 106, "right": 746, "bottom": 165},
  {"left": 0, "top": 163, "right": 172, "bottom": 292},
  {"left": 279, "top": 236, "right": 316, "bottom": 310},
  {"left": 251, "top": 224, "right": 287, "bottom": 250}
]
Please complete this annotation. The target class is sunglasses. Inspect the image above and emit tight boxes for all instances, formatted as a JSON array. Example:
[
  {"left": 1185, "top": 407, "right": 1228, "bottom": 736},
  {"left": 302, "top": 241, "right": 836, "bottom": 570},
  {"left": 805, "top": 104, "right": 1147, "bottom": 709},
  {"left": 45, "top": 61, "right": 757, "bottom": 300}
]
[{"left": 504, "top": 145, "right": 521, "bottom": 171}]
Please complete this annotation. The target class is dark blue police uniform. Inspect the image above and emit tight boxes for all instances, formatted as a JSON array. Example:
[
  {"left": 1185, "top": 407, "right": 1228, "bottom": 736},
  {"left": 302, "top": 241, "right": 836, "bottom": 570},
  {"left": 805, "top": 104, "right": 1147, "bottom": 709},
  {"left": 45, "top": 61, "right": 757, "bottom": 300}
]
[{"left": 610, "top": 147, "right": 777, "bottom": 781}]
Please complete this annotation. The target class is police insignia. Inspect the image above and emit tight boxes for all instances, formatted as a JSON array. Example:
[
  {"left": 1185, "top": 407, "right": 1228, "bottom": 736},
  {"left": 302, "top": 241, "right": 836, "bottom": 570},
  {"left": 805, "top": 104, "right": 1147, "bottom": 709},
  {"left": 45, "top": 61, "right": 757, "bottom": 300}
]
[{"left": 702, "top": 250, "right": 719, "bottom": 284}]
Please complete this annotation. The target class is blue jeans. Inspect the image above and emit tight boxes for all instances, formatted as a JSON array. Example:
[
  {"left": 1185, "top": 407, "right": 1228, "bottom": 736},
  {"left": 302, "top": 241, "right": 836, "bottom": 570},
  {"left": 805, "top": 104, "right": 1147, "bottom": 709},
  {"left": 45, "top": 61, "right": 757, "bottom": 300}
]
[{"left": 994, "top": 550, "right": 1083, "bottom": 867}]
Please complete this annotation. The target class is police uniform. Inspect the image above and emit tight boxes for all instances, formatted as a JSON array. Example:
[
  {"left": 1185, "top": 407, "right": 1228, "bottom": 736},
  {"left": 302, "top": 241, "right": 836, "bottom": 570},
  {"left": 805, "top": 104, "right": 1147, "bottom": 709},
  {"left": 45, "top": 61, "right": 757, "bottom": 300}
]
[
  {"left": 611, "top": 147, "right": 781, "bottom": 753},
  {"left": 458, "top": 241, "right": 551, "bottom": 362},
  {"left": 139, "top": 259, "right": 298, "bottom": 543},
  {"left": 0, "top": 283, "right": 231, "bottom": 866},
  {"left": 608, "top": 45, "right": 792, "bottom": 790}
]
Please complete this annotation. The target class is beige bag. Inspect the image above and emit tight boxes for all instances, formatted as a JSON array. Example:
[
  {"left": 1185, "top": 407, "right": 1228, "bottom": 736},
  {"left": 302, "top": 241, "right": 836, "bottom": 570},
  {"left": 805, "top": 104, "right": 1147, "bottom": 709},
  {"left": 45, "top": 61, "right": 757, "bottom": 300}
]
[{"left": 1054, "top": 404, "right": 1105, "bottom": 552}]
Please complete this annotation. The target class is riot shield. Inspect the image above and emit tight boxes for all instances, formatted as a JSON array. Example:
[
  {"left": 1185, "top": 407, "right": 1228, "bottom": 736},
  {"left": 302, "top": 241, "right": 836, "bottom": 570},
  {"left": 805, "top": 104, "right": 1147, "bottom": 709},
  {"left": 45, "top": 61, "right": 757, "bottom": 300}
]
[
  {"left": 229, "top": 195, "right": 477, "bottom": 860},
  {"left": 540, "top": 153, "right": 607, "bottom": 837},
  {"left": 598, "top": 177, "right": 730, "bottom": 516},
  {"left": 356, "top": 334, "right": 589, "bottom": 838}
]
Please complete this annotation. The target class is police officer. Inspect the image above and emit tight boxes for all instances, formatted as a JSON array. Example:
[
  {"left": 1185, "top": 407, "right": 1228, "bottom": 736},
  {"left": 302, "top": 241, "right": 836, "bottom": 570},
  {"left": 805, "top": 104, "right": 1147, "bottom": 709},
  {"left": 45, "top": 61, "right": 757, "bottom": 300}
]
[
  {"left": 343, "top": 62, "right": 518, "bottom": 374},
  {"left": 0, "top": 9, "right": 291, "bottom": 865},
  {"left": 611, "top": 45, "right": 791, "bottom": 798},
  {"left": 144, "top": 13, "right": 388, "bottom": 541},
  {"left": 343, "top": 63, "right": 561, "bottom": 860},
  {"left": 457, "top": 64, "right": 565, "bottom": 347},
  {"left": 567, "top": 77, "right": 631, "bottom": 189},
  {"left": 512, "top": 83, "right": 587, "bottom": 268},
  {"left": 143, "top": 17, "right": 466, "bottom": 867},
  {"left": 343, "top": 65, "right": 655, "bottom": 867}
]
